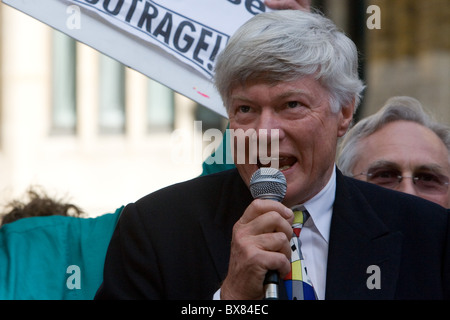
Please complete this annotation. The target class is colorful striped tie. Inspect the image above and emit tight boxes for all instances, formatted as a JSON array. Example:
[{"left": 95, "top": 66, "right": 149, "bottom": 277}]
[{"left": 284, "top": 206, "right": 317, "bottom": 300}]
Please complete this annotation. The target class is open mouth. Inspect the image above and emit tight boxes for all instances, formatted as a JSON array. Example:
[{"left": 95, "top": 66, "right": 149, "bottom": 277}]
[{"left": 257, "top": 156, "right": 297, "bottom": 172}]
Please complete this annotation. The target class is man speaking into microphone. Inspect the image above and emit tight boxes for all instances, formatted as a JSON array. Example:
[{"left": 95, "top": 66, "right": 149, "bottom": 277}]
[{"left": 95, "top": 10, "right": 450, "bottom": 300}]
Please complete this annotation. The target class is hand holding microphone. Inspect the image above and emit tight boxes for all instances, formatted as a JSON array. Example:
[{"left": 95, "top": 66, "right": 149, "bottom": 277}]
[{"left": 220, "top": 168, "right": 293, "bottom": 300}]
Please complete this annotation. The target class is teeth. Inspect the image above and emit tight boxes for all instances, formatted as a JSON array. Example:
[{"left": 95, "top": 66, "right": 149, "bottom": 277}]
[
  {"left": 258, "top": 157, "right": 295, "bottom": 171},
  {"left": 258, "top": 157, "right": 289, "bottom": 164},
  {"left": 259, "top": 157, "right": 279, "bottom": 162}
]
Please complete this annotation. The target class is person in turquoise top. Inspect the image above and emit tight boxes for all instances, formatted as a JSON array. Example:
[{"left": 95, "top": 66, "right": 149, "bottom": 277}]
[{"left": 0, "top": 189, "right": 122, "bottom": 300}]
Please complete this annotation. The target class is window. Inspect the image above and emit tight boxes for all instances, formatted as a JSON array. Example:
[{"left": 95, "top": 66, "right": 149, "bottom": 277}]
[
  {"left": 147, "top": 79, "right": 174, "bottom": 132},
  {"left": 99, "top": 55, "right": 126, "bottom": 134},
  {"left": 51, "top": 31, "right": 77, "bottom": 134}
]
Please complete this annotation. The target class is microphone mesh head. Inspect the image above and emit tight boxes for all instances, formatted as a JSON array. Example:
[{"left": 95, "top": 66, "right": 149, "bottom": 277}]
[{"left": 249, "top": 168, "right": 287, "bottom": 202}]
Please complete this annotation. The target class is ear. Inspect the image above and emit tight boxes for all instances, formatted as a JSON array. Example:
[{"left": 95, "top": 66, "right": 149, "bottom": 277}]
[{"left": 337, "top": 98, "right": 355, "bottom": 137}]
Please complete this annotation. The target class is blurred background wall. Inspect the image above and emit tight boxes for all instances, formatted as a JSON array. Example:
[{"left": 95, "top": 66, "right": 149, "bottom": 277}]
[
  {"left": 0, "top": 0, "right": 448, "bottom": 217},
  {"left": 361, "top": 0, "right": 450, "bottom": 121}
]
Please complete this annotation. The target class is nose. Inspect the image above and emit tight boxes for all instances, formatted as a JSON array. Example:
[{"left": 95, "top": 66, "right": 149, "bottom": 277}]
[
  {"left": 256, "top": 109, "right": 285, "bottom": 141},
  {"left": 396, "top": 177, "right": 419, "bottom": 197}
]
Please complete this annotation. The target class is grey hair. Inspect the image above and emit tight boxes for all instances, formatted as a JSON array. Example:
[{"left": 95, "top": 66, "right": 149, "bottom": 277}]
[
  {"left": 214, "top": 10, "right": 365, "bottom": 114},
  {"left": 337, "top": 96, "right": 450, "bottom": 175}
]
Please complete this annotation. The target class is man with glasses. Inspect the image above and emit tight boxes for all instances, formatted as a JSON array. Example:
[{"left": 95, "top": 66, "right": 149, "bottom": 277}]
[{"left": 337, "top": 96, "right": 450, "bottom": 208}]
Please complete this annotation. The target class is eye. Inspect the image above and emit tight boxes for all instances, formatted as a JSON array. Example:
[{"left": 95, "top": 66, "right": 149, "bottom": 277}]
[
  {"left": 367, "top": 169, "right": 400, "bottom": 185},
  {"left": 416, "top": 172, "right": 439, "bottom": 182},
  {"left": 372, "top": 170, "right": 398, "bottom": 179},
  {"left": 415, "top": 172, "right": 445, "bottom": 186},
  {"left": 414, "top": 172, "right": 450, "bottom": 192},
  {"left": 238, "top": 105, "right": 251, "bottom": 113},
  {"left": 286, "top": 101, "right": 301, "bottom": 109}
]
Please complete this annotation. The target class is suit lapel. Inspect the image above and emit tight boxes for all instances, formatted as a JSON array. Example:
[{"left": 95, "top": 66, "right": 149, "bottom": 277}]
[{"left": 325, "top": 171, "right": 403, "bottom": 299}]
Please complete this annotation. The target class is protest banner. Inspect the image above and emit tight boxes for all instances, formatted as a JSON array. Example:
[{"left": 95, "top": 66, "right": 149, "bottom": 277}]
[{"left": 2, "top": 0, "right": 273, "bottom": 117}]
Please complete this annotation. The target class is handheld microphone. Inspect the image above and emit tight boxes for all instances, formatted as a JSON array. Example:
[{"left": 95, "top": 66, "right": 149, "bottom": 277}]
[{"left": 249, "top": 167, "right": 287, "bottom": 300}]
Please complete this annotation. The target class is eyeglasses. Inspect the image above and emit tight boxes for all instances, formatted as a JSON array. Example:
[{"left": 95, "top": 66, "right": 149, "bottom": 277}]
[{"left": 354, "top": 168, "right": 450, "bottom": 195}]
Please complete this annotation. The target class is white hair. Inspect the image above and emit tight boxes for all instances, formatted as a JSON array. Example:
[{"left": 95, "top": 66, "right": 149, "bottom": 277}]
[
  {"left": 337, "top": 96, "right": 450, "bottom": 175},
  {"left": 214, "top": 10, "right": 365, "bottom": 113}
]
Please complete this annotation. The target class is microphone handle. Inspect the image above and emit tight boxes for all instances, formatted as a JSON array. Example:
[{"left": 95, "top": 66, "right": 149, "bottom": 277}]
[
  {"left": 263, "top": 270, "right": 279, "bottom": 300},
  {"left": 259, "top": 195, "right": 281, "bottom": 300}
]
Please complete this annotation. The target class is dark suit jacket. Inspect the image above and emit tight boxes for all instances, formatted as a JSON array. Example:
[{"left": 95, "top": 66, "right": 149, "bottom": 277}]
[{"left": 95, "top": 168, "right": 450, "bottom": 300}]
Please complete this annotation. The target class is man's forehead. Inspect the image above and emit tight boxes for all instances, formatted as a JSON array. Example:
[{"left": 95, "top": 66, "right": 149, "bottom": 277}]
[{"left": 229, "top": 75, "right": 327, "bottom": 99}]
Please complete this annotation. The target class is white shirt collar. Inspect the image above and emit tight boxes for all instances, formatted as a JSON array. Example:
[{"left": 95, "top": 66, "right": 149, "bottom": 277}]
[{"left": 298, "top": 166, "right": 336, "bottom": 243}]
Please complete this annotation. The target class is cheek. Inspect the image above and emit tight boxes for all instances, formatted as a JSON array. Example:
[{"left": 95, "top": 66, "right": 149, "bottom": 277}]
[
  {"left": 296, "top": 127, "right": 336, "bottom": 159},
  {"left": 426, "top": 194, "right": 449, "bottom": 209}
]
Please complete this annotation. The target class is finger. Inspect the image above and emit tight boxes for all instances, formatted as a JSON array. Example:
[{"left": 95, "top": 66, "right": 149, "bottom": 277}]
[
  {"left": 239, "top": 199, "right": 293, "bottom": 225},
  {"left": 258, "top": 249, "right": 292, "bottom": 279},
  {"left": 249, "top": 210, "right": 293, "bottom": 239},
  {"left": 254, "top": 231, "right": 292, "bottom": 259},
  {"left": 296, "top": 0, "right": 311, "bottom": 11},
  {"left": 234, "top": 209, "right": 293, "bottom": 248},
  {"left": 265, "top": 0, "right": 311, "bottom": 11},
  {"left": 265, "top": 0, "right": 309, "bottom": 11},
  {"left": 235, "top": 235, "right": 291, "bottom": 277},
  {"left": 231, "top": 215, "right": 292, "bottom": 265}
]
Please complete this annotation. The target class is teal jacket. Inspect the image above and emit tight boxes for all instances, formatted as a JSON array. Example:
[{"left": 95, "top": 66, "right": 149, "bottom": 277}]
[{"left": 0, "top": 207, "right": 122, "bottom": 300}]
